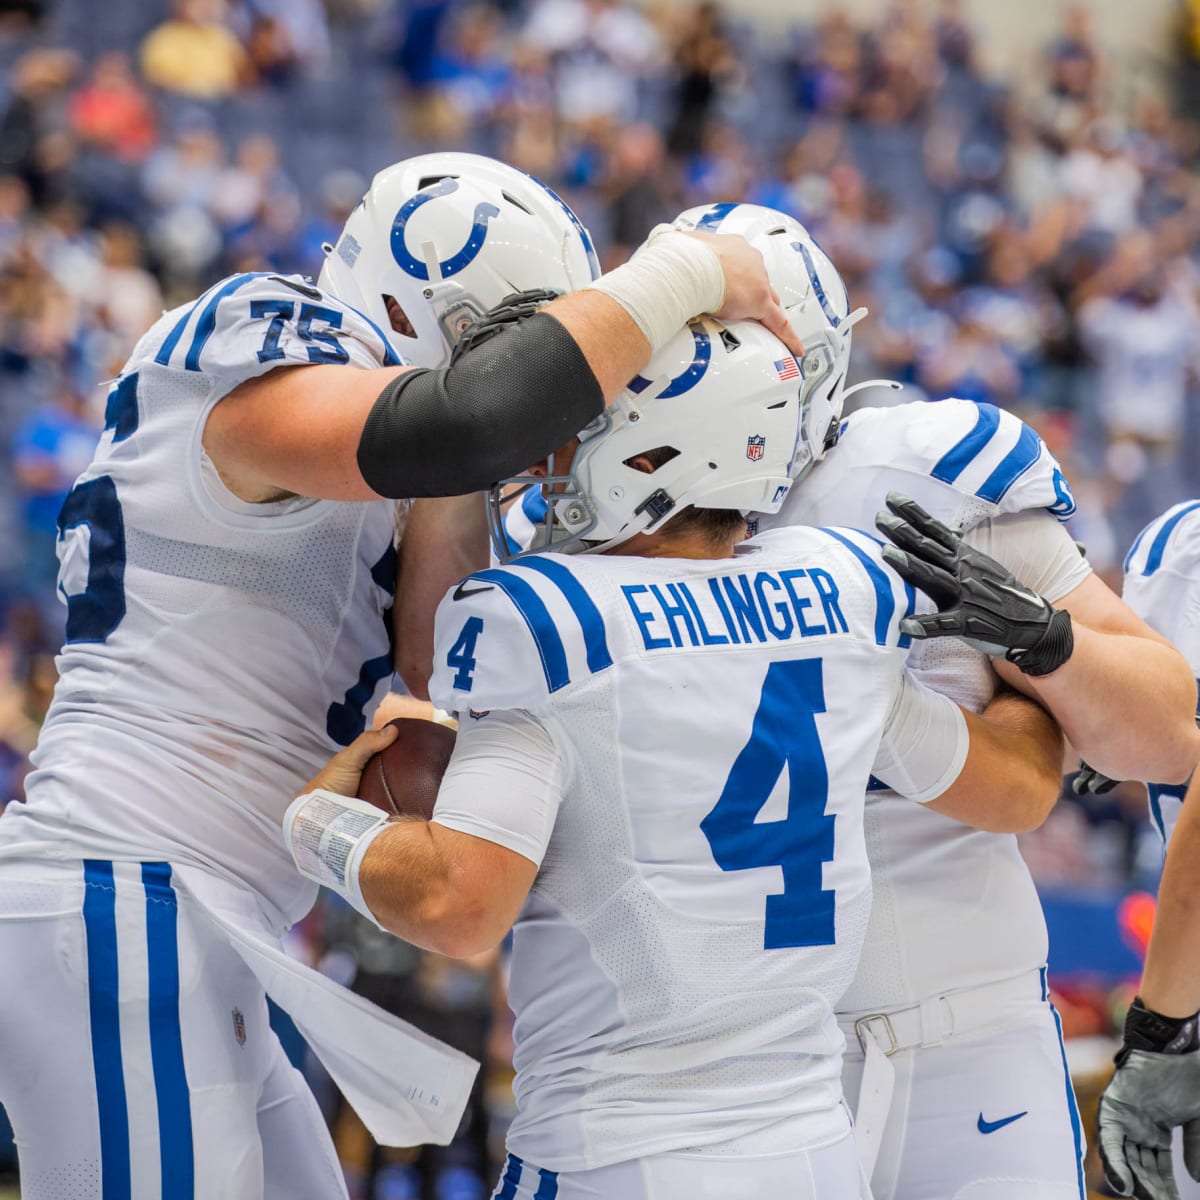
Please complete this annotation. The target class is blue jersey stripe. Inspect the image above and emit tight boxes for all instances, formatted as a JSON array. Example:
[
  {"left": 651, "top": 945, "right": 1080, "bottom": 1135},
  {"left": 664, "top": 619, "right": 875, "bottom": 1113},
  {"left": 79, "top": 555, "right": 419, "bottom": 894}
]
[
  {"left": 1041, "top": 967, "right": 1087, "bottom": 1199},
  {"left": 930, "top": 403, "right": 1002, "bottom": 486},
  {"left": 1143, "top": 500, "right": 1200, "bottom": 577},
  {"left": 184, "top": 273, "right": 272, "bottom": 372},
  {"left": 154, "top": 303, "right": 199, "bottom": 367},
  {"left": 533, "top": 1167, "right": 560, "bottom": 1199},
  {"left": 976, "top": 423, "right": 1042, "bottom": 503},
  {"left": 82, "top": 860, "right": 132, "bottom": 1200},
  {"left": 1123, "top": 519, "right": 1155, "bottom": 575},
  {"left": 142, "top": 862, "right": 194, "bottom": 1197},
  {"left": 516, "top": 557, "right": 614, "bottom": 674},
  {"left": 494, "top": 1153, "right": 523, "bottom": 1199},
  {"left": 695, "top": 202, "right": 739, "bottom": 230},
  {"left": 103, "top": 372, "right": 140, "bottom": 443},
  {"left": 473, "top": 569, "right": 570, "bottom": 692},
  {"left": 821, "top": 529, "right": 894, "bottom": 646}
]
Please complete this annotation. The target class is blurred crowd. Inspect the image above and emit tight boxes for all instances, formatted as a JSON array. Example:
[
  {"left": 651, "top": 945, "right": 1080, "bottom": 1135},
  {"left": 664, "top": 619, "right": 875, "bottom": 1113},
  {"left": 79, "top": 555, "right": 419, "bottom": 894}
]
[{"left": 0, "top": 0, "right": 1198, "bottom": 1190}]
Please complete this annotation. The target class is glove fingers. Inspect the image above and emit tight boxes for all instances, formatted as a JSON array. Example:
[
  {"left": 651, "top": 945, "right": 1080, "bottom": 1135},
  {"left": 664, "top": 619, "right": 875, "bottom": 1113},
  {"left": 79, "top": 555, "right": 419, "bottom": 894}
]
[
  {"left": 884, "top": 491, "right": 960, "bottom": 554},
  {"left": 1099, "top": 1123, "right": 1136, "bottom": 1196},
  {"left": 880, "top": 545, "right": 959, "bottom": 609},
  {"left": 875, "top": 512, "right": 958, "bottom": 573}
]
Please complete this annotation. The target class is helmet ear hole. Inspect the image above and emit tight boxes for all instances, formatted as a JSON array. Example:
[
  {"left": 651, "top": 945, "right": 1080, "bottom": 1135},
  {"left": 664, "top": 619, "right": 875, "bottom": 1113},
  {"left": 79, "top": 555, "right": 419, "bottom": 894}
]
[
  {"left": 383, "top": 295, "right": 415, "bottom": 338},
  {"left": 623, "top": 446, "right": 680, "bottom": 474}
]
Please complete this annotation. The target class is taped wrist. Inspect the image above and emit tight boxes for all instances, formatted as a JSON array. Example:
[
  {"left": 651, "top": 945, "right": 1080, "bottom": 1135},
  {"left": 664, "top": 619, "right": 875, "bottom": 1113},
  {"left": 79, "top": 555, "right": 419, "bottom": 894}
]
[
  {"left": 1116, "top": 997, "right": 1200, "bottom": 1064},
  {"left": 586, "top": 228, "right": 725, "bottom": 352},
  {"left": 357, "top": 313, "right": 603, "bottom": 498},
  {"left": 1006, "top": 608, "right": 1073, "bottom": 676},
  {"left": 283, "top": 788, "right": 391, "bottom": 927}
]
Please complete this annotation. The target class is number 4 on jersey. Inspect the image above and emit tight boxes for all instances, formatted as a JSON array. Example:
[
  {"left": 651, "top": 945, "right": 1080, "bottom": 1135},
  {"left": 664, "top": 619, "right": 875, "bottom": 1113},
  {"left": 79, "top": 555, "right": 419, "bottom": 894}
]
[
  {"left": 447, "top": 617, "right": 485, "bottom": 691},
  {"left": 701, "top": 658, "right": 836, "bottom": 950}
]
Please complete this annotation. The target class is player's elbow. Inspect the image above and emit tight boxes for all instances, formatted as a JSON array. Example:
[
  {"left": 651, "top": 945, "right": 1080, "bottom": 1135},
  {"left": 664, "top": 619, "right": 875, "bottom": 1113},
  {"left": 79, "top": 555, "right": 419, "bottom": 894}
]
[{"left": 403, "top": 891, "right": 508, "bottom": 959}]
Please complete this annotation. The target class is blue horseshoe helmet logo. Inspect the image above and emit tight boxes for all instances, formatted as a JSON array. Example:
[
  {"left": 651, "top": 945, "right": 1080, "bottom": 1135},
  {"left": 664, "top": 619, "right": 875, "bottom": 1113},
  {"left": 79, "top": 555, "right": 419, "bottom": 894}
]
[
  {"left": 390, "top": 177, "right": 500, "bottom": 281},
  {"left": 628, "top": 325, "right": 711, "bottom": 398}
]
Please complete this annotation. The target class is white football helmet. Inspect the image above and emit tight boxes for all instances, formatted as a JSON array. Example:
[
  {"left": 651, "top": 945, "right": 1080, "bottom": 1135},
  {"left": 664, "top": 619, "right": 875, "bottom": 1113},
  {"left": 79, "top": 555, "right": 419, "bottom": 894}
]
[
  {"left": 488, "top": 313, "right": 808, "bottom": 560},
  {"left": 673, "top": 203, "right": 863, "bottom": 481},
  {"left": 318, "top": 152, "right": 601, "bottom": 368}
]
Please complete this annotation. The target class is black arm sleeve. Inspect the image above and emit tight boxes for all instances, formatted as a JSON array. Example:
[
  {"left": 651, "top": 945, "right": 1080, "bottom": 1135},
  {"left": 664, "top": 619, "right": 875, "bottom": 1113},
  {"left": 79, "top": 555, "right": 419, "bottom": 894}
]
[{"left": 356, "top": 312, "right": 604, "bottom": 498}]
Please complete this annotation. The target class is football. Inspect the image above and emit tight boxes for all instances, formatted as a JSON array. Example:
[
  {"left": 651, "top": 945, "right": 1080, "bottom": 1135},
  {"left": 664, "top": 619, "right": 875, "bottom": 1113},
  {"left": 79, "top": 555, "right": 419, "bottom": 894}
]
[{"left": 357, "top": 717, "right": 456, "bottom": 820}]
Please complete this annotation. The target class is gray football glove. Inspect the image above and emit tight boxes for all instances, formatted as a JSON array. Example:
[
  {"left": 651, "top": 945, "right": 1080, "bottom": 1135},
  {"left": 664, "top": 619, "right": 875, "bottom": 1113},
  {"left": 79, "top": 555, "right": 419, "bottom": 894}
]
[
  {"left": 875, "top": 492, "right": 1074, "bottom": 675},
  {"left": 1073, "top": 762, "right": 1120, "bottom": 795},
  {"left": 1098, "top": 1000, "right": 1200, "bottom": 1200}
]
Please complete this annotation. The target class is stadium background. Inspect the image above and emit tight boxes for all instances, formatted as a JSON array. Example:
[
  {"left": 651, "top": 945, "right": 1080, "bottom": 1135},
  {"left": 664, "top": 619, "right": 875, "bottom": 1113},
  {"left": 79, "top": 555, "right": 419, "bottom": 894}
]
[{"left": 1, "top": 0, "right": 1199, "bottom": 1194}]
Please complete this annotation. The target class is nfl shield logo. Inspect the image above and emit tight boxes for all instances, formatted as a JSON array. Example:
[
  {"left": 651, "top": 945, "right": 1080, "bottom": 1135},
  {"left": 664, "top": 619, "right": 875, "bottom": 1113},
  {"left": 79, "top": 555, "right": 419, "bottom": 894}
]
[
  {"left": 746, "top": 435, "right": 766, "bottom": 462},
  {"left": 232, "top": 1007, "right": 246, "bottom": 1047}
]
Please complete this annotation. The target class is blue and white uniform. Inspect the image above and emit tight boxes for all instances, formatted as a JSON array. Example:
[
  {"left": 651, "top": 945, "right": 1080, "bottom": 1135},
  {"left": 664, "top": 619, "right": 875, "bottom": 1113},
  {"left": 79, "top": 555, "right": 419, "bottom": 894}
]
[
  {"left": 427, "top": 526, "right": 972, "bottom": 1199},
  {"left": 758, "top": 399, "right": 1092, "bottom": 1200},
  {"left": 1123, "top": 500, "right": 1200, "bottom": 845},
  {"left": 0, "top": 273, "right": 474, "bottom": 1199}
]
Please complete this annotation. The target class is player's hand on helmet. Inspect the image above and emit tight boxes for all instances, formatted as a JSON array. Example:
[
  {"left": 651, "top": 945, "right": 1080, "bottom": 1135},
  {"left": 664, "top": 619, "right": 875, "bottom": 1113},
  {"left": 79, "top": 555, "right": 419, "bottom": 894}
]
[
  {"left": 677, "top": 231, "right": 804, "bottom": 355},
  {"left": 1073, "top": 761, "right": 1120, "bottom": 795},
  {"left": 1098, "top": 999, "right": 1200, "bottom": 1200},
  {"left": 874, "top": 492, "right": 1075, "bottom": 676},
  {"left": 302, "top": 724, "right": 397, "bottom": 798},
  {"left": 450, "top": 288, "right": 562, "bottom": 364}
]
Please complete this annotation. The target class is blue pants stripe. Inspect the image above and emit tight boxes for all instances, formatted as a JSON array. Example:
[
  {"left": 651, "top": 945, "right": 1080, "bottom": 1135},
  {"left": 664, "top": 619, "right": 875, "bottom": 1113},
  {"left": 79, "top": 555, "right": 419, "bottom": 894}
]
[
  {"left": 533, "top": 1167, "right": 560, "bottom": 1199},
  {"left": 82, "top": 860, "right": 132, "bottom": 1200},
  {"left": 143, "top": 862, "right": 195, "bottom": 1197},
  {"left": 1042, "top": 967, "right": 1087, "bottom": 1198},
  {"left": 495, "top": 1153, "right": 524, "bottom": 1199}
]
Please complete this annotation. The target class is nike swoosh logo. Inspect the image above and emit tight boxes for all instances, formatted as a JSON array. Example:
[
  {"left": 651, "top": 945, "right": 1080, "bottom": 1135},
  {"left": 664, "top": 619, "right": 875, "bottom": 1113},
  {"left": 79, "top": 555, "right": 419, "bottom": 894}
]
[
  {"left": 269, "top": 275, "right": 323, "bottom": 300},
  {"left": 977, "top": 1111, "right": 1028, "bottom": 1134},
  {"left": 453, "top": 581, "right": 495, "bottom": 601}
]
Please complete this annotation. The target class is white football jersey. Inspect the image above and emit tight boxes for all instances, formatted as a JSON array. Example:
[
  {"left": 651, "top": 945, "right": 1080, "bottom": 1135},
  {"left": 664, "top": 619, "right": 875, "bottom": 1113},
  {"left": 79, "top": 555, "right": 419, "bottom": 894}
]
[
  {"left": 1123, "top": 500, "right": 1200, "bottom": 843},
  {"left": 429, "top": 526, "right": 935, "bottom": 1171},
  {"left": 758, "top": 398, "right": 1080, "bottom": 1012},
  {"left": 0, "top": 272, "right": 401, "bottom": 928}
]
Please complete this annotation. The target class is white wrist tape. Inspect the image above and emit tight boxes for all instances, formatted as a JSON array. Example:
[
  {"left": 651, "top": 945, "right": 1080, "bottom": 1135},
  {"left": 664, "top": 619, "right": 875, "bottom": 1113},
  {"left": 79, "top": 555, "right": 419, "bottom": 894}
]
[
  {"left": 283, "top": 788, "right": 391, "bottom": 925},
  {"left": 586, "top": 227, "right": 725, "bottom": 353}
]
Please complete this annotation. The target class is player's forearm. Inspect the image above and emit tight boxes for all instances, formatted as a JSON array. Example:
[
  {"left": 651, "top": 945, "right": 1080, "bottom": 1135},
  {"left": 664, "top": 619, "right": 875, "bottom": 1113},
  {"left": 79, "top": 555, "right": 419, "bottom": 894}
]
[
  {"left": 358, "top": 820, "right": 507, "bottom": 958},
  {"left": 997, "top": 625, "right": 1200, "bottom": 784},
  {"left": 1140, "top": 771, "right": 1200, "bottom": 1018},
  {"left": 928, "top": 689, "right": 1064, "bottom": 833},
  {"left": 394, "top": 495, "right": 489, "bottom": 699}
]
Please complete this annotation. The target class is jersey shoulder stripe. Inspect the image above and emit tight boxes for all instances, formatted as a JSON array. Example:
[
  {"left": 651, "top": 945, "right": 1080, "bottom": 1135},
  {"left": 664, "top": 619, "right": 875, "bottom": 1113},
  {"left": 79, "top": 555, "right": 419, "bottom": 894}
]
[
  {"left": 147, "top": 272, "right": 400, "bottom": 377},
  {"left": 431, "top": 555, "right": 613, "bottom": 713},
  {"left": 153, "top": 272, "right": 273, "bottom": 370},
  {"left": 817, "top": 526, "right": 914, "bottom": 648},
  {"left": 1124, "top": 500, "right": 1200, "bottom": 577},
  {"left": 514, "top": 556, "right": 614, "bottom": 675},
  {"left": 839, "top": 399, "right": 1076, "bottom": 522},
  {"left": 471, "top": 566, "right": 570, "bottom": 692}
]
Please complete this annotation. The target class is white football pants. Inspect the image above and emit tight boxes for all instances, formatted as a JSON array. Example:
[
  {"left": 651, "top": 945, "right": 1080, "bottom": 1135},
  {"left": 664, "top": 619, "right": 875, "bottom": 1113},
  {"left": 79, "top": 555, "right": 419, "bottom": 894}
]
[
  {"left": 0, "top": 857, "right": 347, "bottom": 1200},
  {"left": 488, "top": 1131, "right": 863, "bottom": 1199},
  {"left": 841, "top": 971, "right": 1085, "bottom": 1200}
]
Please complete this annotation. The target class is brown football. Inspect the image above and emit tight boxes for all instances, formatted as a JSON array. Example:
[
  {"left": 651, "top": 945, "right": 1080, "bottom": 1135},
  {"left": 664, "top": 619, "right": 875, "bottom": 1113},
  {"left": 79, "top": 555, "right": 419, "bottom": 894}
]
[{"left": 357, "top": 718, "right": 456, "bottom": 820}]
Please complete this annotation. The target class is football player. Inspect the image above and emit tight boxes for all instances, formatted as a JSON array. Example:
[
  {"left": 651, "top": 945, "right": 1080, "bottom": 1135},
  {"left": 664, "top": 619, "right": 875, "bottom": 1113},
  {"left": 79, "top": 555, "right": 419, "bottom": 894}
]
[
  {"left": 285, "top": 313, "right": 1068, "bottom": 1199},
  {"left": 1094, "top": 502, "right": 1200, "bottom": 1200},
  {"left": 665, "top": 203, "right": 1200, "bottom": 1200},
  {"left": 0, "top": 153, "right": 797, "bottom": 1199}
]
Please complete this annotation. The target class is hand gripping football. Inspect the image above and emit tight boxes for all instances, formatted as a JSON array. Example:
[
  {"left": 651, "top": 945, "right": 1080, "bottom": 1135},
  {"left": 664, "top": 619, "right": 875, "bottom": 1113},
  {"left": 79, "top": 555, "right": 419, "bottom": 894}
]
[{"left": 356, "top": 717, "right": 455, "bottom": 821}]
